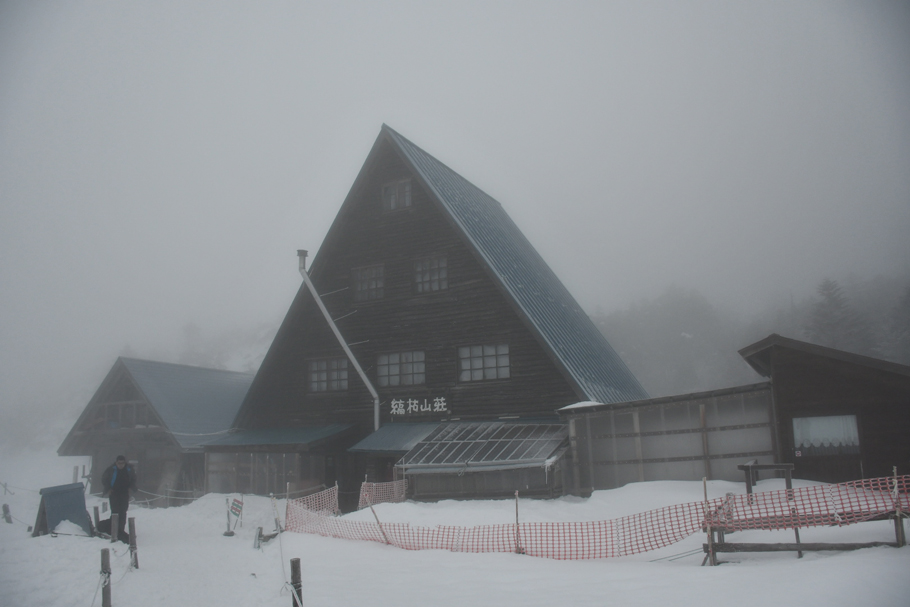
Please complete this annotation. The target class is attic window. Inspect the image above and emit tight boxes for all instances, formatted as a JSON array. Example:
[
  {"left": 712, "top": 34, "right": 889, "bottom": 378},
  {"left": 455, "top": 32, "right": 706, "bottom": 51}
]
[
  {"left": 353, "top": 264, "right": 384, "bottom": 301},
  {"left": 308, "top": 358, "right": 348, "bottom": 392},
  {"left": 415, "top": 256, "right": 447, "bottom": 292},
  {"left": 459, "top": 344, "right": 510, "bottom": 381},
  {"left": 382, "top": 179, "right": 412, "bottom": 211}
]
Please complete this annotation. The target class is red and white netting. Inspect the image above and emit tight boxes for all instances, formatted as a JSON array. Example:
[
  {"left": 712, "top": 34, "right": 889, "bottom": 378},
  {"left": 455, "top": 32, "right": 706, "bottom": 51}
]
[
  {"left": 285, "top": 475, "right": 908, "bottom": 560},
  {"left": 358, "top": 480, "right": 408, "bottom": 510}
]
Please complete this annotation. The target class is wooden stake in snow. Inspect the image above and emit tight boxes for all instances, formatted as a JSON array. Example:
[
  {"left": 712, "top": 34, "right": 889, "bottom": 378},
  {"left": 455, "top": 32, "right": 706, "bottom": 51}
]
[
  {"left": 101, "top": 548, "right": 112, "bottom": 607},
  {"left": 702, "top": 477, "right": 716, "bottom": 566},
  {"left": 110, "top": 514, "right": 119, "bottom": 543},
  {"left": 290, "top": 557, "right": 302, "bottom": 607},
  {"left": 2, "top": 504, "right": 11, "bottom": 524},
  {"left": 368, "top": 502, "right": 391, "bottom": 545},
  {"left": 93, "top": 506, "right": 100, "bottom": 531},
  {"left": 129, "top": 517, "right": 139, "bottom": 569},
  {"left": 223, "top": 497, "right": 234, "bottom": 537},
  {"left": 514, "top": 490, "right": 524, "bottom": 554},
  {"left": 894, "top": 466, "right": 906, "bottom": 547}
]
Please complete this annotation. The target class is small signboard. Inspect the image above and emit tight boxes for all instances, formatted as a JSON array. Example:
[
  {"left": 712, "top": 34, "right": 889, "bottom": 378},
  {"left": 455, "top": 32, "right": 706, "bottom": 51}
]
[{"left": 390, "top": 397, "right": 449, "bottom": 416}]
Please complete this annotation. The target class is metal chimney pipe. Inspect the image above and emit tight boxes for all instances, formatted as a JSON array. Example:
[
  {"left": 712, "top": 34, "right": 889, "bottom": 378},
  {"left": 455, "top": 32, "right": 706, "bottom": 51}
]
[
  {"left": 296, "top": 250, "right": 381, "bottom": 431},
  {"left": 297, "top": 250, "right": 308, "bottom": 274}
]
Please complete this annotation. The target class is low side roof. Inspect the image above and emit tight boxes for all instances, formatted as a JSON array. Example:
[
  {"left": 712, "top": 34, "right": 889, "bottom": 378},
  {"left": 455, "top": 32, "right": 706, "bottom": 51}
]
[
  {"left": 120, "top": 358, "right": 255, "bottom": 449},
  {"left": 557, "top": 382, "right": 772, "bottom": 416},
  {"left": 383, "top": 126, "right": 648, "bottom": 404},
  {"left": 203, "top": 424, "right": 353, "bottom": 450},
  {"left": 738, "top": 334, "right": 910, "bottom": 379},
  {"left": 348, "top": 422, "right": 440, "bottom": 454}
]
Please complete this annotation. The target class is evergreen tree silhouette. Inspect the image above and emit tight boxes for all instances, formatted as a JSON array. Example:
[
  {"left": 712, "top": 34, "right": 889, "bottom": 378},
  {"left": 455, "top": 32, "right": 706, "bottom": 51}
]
[{"left": 804, "top": 279, "right": 875, "bottom": 354}]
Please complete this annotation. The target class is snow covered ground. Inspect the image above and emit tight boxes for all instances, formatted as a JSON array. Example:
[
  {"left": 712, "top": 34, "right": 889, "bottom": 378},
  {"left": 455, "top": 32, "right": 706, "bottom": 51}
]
[{"left": 2, "top": 450, "right": 908, "bottom": 607}]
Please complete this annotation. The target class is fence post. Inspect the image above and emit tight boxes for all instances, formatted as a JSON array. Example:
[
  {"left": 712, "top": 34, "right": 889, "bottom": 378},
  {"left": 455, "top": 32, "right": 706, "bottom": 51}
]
[
  {"left": 129, "top": 517, "right": 139, "bottom": 569},
  {"left": 93, "top": 506, "right": 100, "bottom": 531},
  {"left": 110, "top": 514, "right": 119, "bottom": 543},
  {"left": 514, "top": 490, "right": 524, "bottom": 554},
  {"left": 894, "top": 466, "right": 906, "bottom": 547},
  {"left": 702, "top": 477, "right": 716, "bottom": 566},
  {"left": 224, "top": 497, "right": 235, "bottom": 536},
  {"left": 101, "top": 548, "right": 111, "bottom": 607},
  {"left": 290, "top": 558, "right": 302, "bottom": 607}
]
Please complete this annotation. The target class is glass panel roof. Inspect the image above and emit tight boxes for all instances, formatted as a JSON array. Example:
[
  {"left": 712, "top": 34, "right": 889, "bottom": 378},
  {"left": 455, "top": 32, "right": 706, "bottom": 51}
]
[{"left": 398, "top": 422, "right": 568, "bottom": 471}]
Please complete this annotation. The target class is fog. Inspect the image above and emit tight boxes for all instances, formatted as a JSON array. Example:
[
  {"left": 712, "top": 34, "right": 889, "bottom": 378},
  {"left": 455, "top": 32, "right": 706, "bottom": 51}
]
[{"left": 1, "top": 2, "right": 908, "bottom": 450}]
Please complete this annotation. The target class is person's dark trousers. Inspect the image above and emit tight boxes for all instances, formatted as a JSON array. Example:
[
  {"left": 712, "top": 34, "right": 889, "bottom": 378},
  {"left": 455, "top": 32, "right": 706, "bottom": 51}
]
[{"left": 109, "top": 492, "right": 129, "bottom": 543}]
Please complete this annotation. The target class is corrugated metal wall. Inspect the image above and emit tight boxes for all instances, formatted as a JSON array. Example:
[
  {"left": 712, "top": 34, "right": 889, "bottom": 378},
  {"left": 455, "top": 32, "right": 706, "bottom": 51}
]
[{"left": 567, "top": 386, "right": 774, "bottom": 492}]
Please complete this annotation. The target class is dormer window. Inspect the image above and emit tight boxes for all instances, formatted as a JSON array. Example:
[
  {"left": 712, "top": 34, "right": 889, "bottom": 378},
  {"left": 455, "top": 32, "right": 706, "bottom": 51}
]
[{"left": 382, "top": 179, "right": 412, "bottom": 211}]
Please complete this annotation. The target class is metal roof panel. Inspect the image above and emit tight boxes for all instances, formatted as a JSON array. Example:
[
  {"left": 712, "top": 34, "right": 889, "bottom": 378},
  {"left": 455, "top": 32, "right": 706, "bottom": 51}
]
[{"left": 383, "top": 126, "right": 648, "bottom": 404}]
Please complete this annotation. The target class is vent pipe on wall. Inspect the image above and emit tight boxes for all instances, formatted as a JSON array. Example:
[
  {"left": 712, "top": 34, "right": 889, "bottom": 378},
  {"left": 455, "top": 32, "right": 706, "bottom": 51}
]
[{"left": 297, "top": 250, "right": 381, "bottom": 431}]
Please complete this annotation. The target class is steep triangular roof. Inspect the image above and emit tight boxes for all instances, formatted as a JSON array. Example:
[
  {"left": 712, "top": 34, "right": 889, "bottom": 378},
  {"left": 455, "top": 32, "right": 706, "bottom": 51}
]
[
  {"left": 328, "top": 125, "right": 647, "bottom": 403},
  {"left": 120, "top": 358, "right": 254, "bottom": 448},
  {"left": 60, "top": 358, "right": 255, "bottom": 453}
]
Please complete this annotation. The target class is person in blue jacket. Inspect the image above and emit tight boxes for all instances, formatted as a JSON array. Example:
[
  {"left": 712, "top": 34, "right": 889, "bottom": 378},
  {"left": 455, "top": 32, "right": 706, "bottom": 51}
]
[{"left": 101, "top": 455, "right": 136, "bottom": 542}]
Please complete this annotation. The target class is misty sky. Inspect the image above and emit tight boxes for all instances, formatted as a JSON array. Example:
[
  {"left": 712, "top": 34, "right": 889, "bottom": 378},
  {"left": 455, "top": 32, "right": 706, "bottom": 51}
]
[{"left": 1, "top": 1, "right": 909, "bottom": 446}]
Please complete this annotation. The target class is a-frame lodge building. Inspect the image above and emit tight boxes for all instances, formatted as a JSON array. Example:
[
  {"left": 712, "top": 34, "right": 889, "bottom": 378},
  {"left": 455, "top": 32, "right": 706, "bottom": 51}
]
[{"left": 206, "top": 125, "right": 647, "bottom": 505}]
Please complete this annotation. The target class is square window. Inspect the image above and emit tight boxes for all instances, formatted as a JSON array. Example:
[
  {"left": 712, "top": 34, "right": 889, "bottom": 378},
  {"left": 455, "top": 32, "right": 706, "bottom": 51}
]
[
  {"left": 382, "top": 179, "right": 412, "bottom": 211},
  {"left": 378, "top": 351, "right": 425, "bottom": 387},
  {"left": 458, "top": 344, "right": 509, "bottom": 382},
  {"left": 353, "top": 265, "right": 384, "bottom": 301},
  {"left": 415, "top": 256, "right": 447, "bottom": 292},
  {"left": 308, "top": 358, "right": 348, "bottom": 392}
]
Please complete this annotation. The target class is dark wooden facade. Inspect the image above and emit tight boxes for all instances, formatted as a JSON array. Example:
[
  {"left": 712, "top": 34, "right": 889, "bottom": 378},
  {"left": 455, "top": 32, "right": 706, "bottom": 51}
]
[
  {"left": 238, "top": 142, "right": 578, "bottom": 433},
  {"left": 58, "top": 362, "right": 200, "bottom": 502},
  {"left": 741, "top": 334, "right": 910, "bottom": 483},
  {"left": 59, "top": 358, "right": 253, "bottom": 505},
  {"left": 227, "top": 126, "right": 646, "bottom": 502}
]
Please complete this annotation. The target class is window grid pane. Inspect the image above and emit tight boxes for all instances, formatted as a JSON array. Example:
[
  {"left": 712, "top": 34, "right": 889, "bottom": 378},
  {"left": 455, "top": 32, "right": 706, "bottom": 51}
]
[
  {"left": 382, "top": 180, "right": 412, "bottom": 211},
  {"left": 378, "top": 351, "right": 425, "bottom": 387},
  {"left": 415, "top": 257, "right": 448, "bottom": 293},
  {"left": 353, "top": 265, "right": 384, "bottom": 301},
  {"left": 458, "top": 344, "right": 509, "bottom": 382},
  {"left": 308, "top": 358, "right": 348, "bottom": 391}
]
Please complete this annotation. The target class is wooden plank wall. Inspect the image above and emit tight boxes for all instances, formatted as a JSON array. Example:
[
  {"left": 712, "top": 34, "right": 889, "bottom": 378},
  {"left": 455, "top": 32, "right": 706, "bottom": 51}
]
[
  {"left": 770, "top": 348, "right": 910, "bottom": 482},
  {"left": 240, "top": 141, "right": 580, "bottom": 434}
]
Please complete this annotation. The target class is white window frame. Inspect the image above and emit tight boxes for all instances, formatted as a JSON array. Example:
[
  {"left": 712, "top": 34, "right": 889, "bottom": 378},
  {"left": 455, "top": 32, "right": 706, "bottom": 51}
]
[
  {"left": 458, "top": 344, "right": 510, "bottom": 382},
  {"left": 377, "top": 351, "right": 426, "bottom": 387},
  {"left": 308, "top": 358, "right": 349, "bottom": 392},
  {"left": 415, "top": 256, "right": 448, "bottom": 293},
  {"left": 353, "top": 264, "right": 384, "bottom": 302}
]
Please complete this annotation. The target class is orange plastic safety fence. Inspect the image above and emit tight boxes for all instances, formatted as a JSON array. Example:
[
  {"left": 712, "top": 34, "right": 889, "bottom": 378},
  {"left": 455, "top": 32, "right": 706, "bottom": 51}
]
[
  {"left": 358, "top": 480, "right": 408, "bottom": 510},
  {"left": 285, "top": 474, "right": 909, "bottom": 560}
]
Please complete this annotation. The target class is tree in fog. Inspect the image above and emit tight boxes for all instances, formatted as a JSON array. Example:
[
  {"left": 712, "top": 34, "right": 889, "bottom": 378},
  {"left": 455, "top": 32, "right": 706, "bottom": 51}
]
[
  {"left": 803, "top": 278, "right": 876, "bottom": 355},
  {"left": 593, "top": 286, "right": 759, "bottom": 397},
  {"left": 885, "top": 285, "right": 910, "bottom": 364}
]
